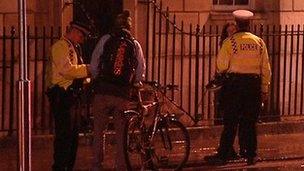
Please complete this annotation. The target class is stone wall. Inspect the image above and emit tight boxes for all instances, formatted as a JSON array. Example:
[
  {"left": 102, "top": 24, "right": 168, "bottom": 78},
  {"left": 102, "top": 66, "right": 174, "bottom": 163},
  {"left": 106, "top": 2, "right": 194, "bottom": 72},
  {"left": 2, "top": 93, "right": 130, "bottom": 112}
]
[
  {"left": 157, "top": 0, "right": 211, "bottom": 31},
  {"left": 143, "top": 0, "right": 304, "bottom": 28},
  {"left": 1, "top": 0, "right": 304, "bottom": 38},
  {"left": 136, "top": 0, "right": 281, "bottom": 32},
  {"left": 280, "top": 0, "right": 304, "bottom": 26},
  {"left": 0, "top": 0, "right": 62, "bottom": 28}
]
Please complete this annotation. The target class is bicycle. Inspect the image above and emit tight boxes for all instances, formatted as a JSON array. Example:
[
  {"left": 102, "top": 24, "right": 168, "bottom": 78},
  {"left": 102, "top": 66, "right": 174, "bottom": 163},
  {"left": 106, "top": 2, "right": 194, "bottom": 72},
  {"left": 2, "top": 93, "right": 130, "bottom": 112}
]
[{"left": 123, "top": 81, "right": 190, "bottom": 171}]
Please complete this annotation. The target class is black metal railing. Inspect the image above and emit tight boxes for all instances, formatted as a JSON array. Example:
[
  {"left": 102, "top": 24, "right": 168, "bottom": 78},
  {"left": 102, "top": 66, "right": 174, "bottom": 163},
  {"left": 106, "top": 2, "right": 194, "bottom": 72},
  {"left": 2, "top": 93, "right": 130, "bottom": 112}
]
[
  {"left": 1, "top": 1, "right": 304, "bottom": 133},
  {"left": 0, "top": 26, "right": 61, "bottom": 134}
]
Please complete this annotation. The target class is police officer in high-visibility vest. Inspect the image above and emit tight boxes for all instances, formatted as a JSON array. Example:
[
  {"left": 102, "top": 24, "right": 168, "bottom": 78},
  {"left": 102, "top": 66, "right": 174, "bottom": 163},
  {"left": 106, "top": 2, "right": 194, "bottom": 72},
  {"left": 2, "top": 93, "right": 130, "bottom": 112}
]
[
  {"left": 46, "top": 21, "right": 91, "bottom": 171},
  {"left": 204, "top": 10, "right": 271, "bottom": 165}
]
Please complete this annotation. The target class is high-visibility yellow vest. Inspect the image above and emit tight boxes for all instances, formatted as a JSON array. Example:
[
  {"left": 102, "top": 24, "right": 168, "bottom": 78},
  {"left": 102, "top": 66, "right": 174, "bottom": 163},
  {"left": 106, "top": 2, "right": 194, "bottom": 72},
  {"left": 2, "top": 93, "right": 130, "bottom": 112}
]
[
  {"left": 217, "top": 32, "right": 272, "bottom": 93},
  {"left": 46, "top": 37, "right": 88, "bottom": 90}
]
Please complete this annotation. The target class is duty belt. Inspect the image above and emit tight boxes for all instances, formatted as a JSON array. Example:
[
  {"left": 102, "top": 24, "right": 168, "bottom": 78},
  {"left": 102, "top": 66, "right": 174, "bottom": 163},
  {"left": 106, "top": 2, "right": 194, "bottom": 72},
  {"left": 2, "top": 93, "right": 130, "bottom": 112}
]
[{"left": 226, "top": 73, "right": 260, "bottom": 79}]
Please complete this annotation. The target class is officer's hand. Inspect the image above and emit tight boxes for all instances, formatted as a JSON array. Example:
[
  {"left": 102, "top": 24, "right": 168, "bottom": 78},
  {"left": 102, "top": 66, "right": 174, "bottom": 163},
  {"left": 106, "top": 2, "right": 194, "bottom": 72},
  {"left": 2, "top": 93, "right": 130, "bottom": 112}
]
[{"left": 84, "top": 78, "right": 91, "bottom": 84}]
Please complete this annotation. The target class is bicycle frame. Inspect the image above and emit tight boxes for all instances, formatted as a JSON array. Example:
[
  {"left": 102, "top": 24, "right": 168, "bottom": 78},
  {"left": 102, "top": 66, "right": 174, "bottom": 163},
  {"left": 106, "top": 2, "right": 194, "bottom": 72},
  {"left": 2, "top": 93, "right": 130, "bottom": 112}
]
[
  {"left": 124, "top": 82, "right": 191, "bottom": 170},
  {"left": 125, "top": 83, "right": 179, "bottom": 143}
]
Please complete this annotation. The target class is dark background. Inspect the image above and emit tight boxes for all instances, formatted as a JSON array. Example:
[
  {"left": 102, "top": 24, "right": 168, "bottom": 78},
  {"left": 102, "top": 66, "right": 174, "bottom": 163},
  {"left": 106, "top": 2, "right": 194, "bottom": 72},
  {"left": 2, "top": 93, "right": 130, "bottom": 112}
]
[{"left": 73, "top": 0, "right": 123, "bottom": 62}]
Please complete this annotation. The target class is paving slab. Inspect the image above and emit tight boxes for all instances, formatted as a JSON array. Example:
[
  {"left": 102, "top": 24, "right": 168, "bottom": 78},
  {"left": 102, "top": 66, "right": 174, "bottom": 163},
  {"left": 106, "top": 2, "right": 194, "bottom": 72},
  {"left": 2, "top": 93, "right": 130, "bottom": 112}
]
[{"left": 0, "top": 121, "right": 304, "bottom": 170}]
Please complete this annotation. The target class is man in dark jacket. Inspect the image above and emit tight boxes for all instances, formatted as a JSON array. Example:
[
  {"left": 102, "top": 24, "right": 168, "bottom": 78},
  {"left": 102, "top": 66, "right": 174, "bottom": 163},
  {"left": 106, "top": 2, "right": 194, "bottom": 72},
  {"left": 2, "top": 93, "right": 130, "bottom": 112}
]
[{"left": 89, "top": 10, "right": 146, "bottom": 170}]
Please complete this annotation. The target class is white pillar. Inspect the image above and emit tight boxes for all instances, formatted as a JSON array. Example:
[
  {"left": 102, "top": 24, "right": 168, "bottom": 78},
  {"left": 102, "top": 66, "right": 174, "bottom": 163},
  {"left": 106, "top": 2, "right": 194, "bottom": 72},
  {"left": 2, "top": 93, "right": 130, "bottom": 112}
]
[
  {"left": 61, "top": 0, "right": 74, "bottom": 35},
  {"left": 18, "top": 0, "right": 31, "bottom": 170}
]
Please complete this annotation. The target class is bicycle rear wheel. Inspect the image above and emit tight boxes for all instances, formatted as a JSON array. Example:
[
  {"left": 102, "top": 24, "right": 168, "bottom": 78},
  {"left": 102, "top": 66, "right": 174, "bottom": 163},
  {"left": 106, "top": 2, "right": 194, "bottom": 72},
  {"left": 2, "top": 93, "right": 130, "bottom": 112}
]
[{"left": 151, "top": 118, "right": 190, "bottom": 170}]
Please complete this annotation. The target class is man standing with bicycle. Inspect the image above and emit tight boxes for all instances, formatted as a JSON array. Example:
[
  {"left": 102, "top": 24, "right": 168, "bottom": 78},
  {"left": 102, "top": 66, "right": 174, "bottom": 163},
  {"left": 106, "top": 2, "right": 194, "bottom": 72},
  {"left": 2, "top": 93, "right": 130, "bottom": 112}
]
[
  {"left": 204, "top": 10, "right": 271, "bottom": 165},
  {"left": 89, "top": 10, "right": 146, "bottom": 170}
]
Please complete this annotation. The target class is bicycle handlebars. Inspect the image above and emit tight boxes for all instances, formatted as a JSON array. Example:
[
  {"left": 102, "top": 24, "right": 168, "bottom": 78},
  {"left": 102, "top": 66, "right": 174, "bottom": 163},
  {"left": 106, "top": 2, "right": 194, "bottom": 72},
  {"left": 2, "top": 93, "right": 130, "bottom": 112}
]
[{"left": 142, "top": 81, "right": 179, "bottom": 91}]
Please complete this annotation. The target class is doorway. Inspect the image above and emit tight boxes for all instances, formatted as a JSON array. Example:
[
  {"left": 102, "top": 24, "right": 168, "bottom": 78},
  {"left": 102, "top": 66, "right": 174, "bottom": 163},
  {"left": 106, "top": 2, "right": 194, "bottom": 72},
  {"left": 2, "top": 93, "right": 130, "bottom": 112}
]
[
  {"left": 73, "top": 0, "right": 123, "bottom": 61},
  {"left": 73, "top": 0, "right": 123, "bottom": 36}
]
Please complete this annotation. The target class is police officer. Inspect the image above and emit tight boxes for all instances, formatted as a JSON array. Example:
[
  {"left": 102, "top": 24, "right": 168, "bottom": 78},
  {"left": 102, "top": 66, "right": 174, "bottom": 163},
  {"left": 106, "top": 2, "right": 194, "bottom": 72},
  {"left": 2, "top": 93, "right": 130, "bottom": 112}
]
[
  {"left": 46, "top": 21, "right": 91, "bottom": 171},
  {"left": 204, "top": 10, "right": 271, "bottom": 165}
]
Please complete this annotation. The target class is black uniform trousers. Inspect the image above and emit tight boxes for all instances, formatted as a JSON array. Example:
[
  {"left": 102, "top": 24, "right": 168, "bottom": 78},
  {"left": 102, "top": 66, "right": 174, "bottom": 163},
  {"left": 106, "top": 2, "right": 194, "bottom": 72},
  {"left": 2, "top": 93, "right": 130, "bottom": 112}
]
[
  {"left": 217, "top": 73, "right": 261, "bottom": 159},
  {"left": 47, "top": 86, "right": 79, "bottom": 171}
]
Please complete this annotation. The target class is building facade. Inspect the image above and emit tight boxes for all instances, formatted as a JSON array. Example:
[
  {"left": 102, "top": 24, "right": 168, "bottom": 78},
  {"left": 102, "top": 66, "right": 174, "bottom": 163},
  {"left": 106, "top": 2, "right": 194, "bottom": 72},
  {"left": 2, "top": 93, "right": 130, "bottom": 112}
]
[
  {"left": 1, "top": 0, "right": 304, "bottom": 50},
  {"left": 0, "top": 0, "right": 304, "bottom": 130}
]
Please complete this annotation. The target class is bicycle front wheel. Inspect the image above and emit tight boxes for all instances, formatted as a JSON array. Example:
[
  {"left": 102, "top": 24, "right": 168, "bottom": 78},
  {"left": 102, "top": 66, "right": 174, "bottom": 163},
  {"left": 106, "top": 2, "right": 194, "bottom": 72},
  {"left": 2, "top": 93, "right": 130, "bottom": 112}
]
[
  {"left": 151, "top": 118, "right": 190, "bottom": 170},
  {"left": 123, "top": 112, "right": 146, "bottom": 170}
]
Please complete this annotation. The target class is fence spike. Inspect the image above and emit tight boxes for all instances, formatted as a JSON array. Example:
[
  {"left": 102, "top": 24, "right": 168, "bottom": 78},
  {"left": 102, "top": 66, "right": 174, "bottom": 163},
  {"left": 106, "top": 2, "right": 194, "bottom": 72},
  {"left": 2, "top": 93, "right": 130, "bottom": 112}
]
[
  {"left": 10, "top": 26, "right": 16, "bottom": 36},
  {"left": 196, "top": 24, "right": 200, "bottom": 35},
  {"left": 173, "top": 14, "right": 176, "bottom": 27},
  {"left": 160, "top": 0, "right": 162, "bottom": 10}
]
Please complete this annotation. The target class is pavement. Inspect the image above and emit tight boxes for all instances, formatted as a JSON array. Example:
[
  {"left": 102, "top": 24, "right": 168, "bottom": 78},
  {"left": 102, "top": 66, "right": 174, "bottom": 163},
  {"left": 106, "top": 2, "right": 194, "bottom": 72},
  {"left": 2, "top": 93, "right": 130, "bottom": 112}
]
[{"left": 1, "top": 120, "right": 304, "bottom": 171}]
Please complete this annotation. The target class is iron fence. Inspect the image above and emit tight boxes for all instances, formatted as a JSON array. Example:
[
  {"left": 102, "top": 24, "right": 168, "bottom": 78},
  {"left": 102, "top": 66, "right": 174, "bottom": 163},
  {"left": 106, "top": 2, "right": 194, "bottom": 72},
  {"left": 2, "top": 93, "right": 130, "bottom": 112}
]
[
  {"left": 0, "top": 26, "right": 61, "bottom": 133},
  {"left": 1, "top": 1, "right": 304, "bottom": 133}
]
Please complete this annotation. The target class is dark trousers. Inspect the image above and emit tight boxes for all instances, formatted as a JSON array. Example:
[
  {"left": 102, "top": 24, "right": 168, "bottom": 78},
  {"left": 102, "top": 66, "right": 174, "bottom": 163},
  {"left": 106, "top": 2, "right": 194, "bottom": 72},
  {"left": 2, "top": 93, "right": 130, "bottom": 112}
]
[
  {"left": 47, "top": 86, "right": 79, "bottom": 171},
  {"left": 91, "top": 94, "right": 130, "bottom": 170},
  {"left": 217, "top": 74, "right": 261, "bottom": 159}
]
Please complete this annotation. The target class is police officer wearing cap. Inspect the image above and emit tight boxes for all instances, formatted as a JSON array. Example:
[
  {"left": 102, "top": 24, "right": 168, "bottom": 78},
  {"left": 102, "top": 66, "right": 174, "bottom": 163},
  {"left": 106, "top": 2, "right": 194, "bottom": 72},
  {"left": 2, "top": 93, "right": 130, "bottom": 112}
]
[
  {"left": 46, "top": 21, "right": 91, "bottom": 170},
  {"left": 204, "top": 10, "right": 271, "bottom": 165}
]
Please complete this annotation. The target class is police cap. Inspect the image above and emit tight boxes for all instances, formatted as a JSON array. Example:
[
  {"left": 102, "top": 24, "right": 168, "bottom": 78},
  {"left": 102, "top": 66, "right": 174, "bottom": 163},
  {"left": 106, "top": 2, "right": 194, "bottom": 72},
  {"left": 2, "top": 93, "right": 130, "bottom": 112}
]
[
  {"left": 232, "top": 10, "right": 254, "bottom": 20},
  {"left": 70, "top": 21, "right": 90, "bottom": 36}
]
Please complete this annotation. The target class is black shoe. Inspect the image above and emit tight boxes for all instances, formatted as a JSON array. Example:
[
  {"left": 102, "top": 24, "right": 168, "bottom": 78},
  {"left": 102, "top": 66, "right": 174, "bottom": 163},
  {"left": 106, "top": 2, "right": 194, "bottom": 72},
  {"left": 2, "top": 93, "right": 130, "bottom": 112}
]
[
  {"left": 239, "top": 150, "right": 246, "bottom": 158},
  {"left": 226, "top": 152, "right": 241, "bottom": 161},
  {"left": 52, "top": 166, "right": 67, "bottom": 171},
  {"left": 246, "top": 157, "right": 258, "bottom": 165},
  {"left": 227, "top": 154, "right": 240, "bottom": 161},
  {"left": 204, "top": 154, "right": 227, "bottom": 165}
]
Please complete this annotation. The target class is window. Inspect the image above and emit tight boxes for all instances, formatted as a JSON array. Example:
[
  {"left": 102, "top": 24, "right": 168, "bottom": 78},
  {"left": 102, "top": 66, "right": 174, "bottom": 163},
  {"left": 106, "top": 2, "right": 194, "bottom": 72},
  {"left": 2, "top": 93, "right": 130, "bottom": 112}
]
[
  {"left": 212, "top": 0, "right": 252, "bottom": 11},
  {"left": 213, "top": 0, "right": 249, "bottom": 5},
  {"left": 235, "top": 0, "right": 249, "bottom": 5}
]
